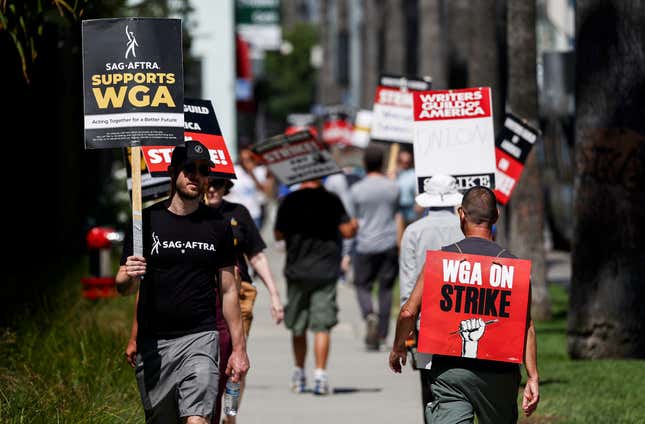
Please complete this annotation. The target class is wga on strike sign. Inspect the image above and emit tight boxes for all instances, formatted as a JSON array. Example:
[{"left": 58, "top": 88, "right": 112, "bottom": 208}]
[{"left": 418, "top": 251, "right": 531, "bottom": 363}]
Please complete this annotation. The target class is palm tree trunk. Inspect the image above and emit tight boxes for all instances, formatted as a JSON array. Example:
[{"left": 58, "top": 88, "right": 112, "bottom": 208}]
[
  {"left": 361, "top": 0, "right": 383, "bottom": 107},
  {"left": 506, "top": 0, "right": 550, "bottom": 320},
  {"left": 568, "top": 0, "right": 645, "bottom": 358},
  {"left": 383, "top": 0, "right": 406, "bottom": 74},
  {"left": 418, "top": 0, "right": 446, "bottom": 88}
]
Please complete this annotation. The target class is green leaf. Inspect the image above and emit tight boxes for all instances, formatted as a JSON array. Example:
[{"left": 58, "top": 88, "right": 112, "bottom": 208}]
[
  {"left": 19, "top": 16, "right": 26, "bottom": 36},
  {"left": 14, "top": 39, "right": 30, "bottom": 84},
  {"left": 55, "top": 0, "right": 76, "bottom": 16}
]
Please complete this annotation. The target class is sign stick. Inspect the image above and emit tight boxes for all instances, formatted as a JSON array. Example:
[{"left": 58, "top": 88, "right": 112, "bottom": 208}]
[
  {"left": 449, "top": 319, "right": 499, "bottom": 335},
  {"left": 387, "top": 142, "right": 400, "bottom": 178},
  {"left": 131, "top": 145, "right": 144, "bottom": 257}
]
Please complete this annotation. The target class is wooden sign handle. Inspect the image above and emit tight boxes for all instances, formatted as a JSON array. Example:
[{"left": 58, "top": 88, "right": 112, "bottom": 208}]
[
  {"left": 386, "top": 142, "right": 400, "bottom": 179},
  {"left": 131, "top": 145, "right": 143, "bottom": 257}
]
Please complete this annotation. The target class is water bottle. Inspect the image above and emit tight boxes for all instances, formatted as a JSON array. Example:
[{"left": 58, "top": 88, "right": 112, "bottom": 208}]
[{"left": 223, "top": 379, "right": 240, "bottom": 416}]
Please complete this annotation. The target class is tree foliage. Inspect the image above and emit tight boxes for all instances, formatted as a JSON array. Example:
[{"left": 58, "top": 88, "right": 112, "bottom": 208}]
[
  {"left": 0, "top": 0, "right": 86, "bottom": 82},
  {"left": 0, "top": 0, "right": 192, "bottom": 83},
  {"left": 262, "top": 23, "right": 318, "bottom": 122}
]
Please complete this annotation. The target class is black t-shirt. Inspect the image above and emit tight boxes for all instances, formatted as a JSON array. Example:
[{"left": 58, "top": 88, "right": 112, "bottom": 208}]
[
  {"left": 212, "top": 200, "right": 266, "bottom": 282},
  {"left": 433, "top": 236, "right": 521, "bottom": 374},
  {"left": 275, "top": 186, "right": 350, "bottom": 281},
  {"left": 121, "top": 202, "right": 235, "bottom": 340}
]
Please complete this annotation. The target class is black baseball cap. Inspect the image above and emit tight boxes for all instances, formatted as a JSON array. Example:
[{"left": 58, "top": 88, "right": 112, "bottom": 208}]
[{"left": 171, "top": 140, "right": 215, "bottom": 168}]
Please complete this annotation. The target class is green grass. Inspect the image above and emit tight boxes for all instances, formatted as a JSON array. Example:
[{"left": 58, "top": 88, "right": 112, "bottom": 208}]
[
  {"left": 518, "top": 284, "right": 645, "bottom": 423},
  {"left": 0, "top": 260, "right": 142, "bottom": 423}
]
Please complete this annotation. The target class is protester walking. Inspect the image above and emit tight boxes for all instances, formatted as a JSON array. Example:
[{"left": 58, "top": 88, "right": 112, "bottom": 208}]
[
  {"left": 206, "top": 177, "right": 284, "bottom": 423},
  {"left": 226, "top": 146, "right": 275, "bottom": 230},
  {"left": 350, "top": 145, "right": 401, "bottom": 350},
  {"left": 389, "top": 186, "right": 539, "bottom": 423},
  {"left": 398, "top": 175, "right": 464, "bottom": 421},
  {"left": 394, "top": 149, "right": 420, "bottom": 226},
  {"left": 117, "top": 140, "right": 250, "bottom": 424},
  {"left": 324, "top": 156, "right": 362, "bottom": 285},
  {"left": 274, "top": 179, "right": 357, "bottom": 395}
]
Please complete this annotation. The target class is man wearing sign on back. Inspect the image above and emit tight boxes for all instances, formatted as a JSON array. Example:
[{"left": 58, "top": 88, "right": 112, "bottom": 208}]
[{"left": 388, "top": 186, "right": 539, "bottom": 424}]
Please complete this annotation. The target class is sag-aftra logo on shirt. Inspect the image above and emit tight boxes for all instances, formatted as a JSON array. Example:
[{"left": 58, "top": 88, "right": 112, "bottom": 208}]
[{"left": 151, "top": 232, "right": 216, "bottom": 255}]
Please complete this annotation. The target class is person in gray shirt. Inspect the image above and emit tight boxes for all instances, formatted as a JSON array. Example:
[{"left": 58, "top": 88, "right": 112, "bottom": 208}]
[
  {"left": 398, "top": 174, "right": 464, "bottom": 421},
  {"left": 350, "top": 144, "right": 401, "bottom": 350}
]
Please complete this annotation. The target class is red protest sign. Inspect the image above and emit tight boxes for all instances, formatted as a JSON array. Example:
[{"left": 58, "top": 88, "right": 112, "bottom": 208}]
[
  {"left": 142, "top": 134, "right": 235, "bottom": 179},
  {"left": 418, "top": 250, "right": 531, "bottom": 363},
  {"left": 493, "top": 114, "right": 539, "bottom": 205},
  {"left": 413, "top": 87, "right": 492, "bottom": 121},
  {"left": 322, "top": 115, "right": 353, "bottom": 146},
  {"left": 494, "top": 148, "right": 525, "bottom": 205},
  {"left": 141, "top": 98, "right": 236, "bottom": 179}
]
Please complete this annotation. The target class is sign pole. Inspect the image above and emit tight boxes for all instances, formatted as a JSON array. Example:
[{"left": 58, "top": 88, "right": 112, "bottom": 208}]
[
  {"left": 131, "top": 145, "right": 143, "bottom": 257},
  {"left": 387, "top": 142, "right": 400, "bottom": 178}
]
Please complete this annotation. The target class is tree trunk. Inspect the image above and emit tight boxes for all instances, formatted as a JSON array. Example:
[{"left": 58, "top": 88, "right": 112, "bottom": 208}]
[
  {"left": 418, "top": 0, "right": 447, "bottom": 88},
  {"left": 317, "top": 0, "right": 343, "bottom": 105},
  {"left": 444, "top": 0, "right": 470, "bottom": 88},
  {"left": 361, "top": 0, "right": 383, "bottom": 108},
  {"left": 281, "top": 0, "right": 298, "bottom": 32},
  {"left": 568, "top": 0, "right": 645, "bottom": 358},
  {"left": 506, "top": 1, "right": 551, "bottom": 320},
  {"left": 383, "top": 0, "right": 406, "bottom": 74},
  {"left": 469, "top": 0, "right": 504, "bottom": 131}
]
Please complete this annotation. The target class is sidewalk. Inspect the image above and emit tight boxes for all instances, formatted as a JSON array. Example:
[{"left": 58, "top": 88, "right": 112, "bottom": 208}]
[
  {"left": 238, "top": 219, "right": 422, "bottom": 423},
  {"left": 238, "top": 205, "right": 573, "bottom": 423}
]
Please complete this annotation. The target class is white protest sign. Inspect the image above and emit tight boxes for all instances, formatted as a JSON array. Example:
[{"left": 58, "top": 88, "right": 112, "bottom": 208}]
[
  {"left": 251, "top": 130, "right": 341, "bottom": 186},
  {"left": 412, "top": 87, "right": 496, "bottom": 193},
  {"left": 371, "top": 75, "right": 431, "bottom": 144},
  {"left": 351, "top": 110, "right": 372, "bottom": 148}
]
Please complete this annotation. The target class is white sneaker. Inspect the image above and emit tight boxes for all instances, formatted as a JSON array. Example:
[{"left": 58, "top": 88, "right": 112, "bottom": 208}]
[
  {"left": 290, "top": 368, "right": 306, "bottom": 393},
  {"left": 313, "top": 371, "right": 329, "bottom": 396}
]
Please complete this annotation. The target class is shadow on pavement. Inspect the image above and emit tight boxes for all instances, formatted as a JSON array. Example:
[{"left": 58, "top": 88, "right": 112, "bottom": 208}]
[{"left": 332, "top": 387, "right": 383, "bottom": 394}]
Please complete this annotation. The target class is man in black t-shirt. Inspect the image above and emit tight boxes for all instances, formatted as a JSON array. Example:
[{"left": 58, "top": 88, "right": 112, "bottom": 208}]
[
  {"left": 388, "top": 186, "right": 539, "bottom": 424},
  {"left": 116, "top": 140, "right": 249, "bottom": 424},
  {"left": 206, "top": 177, "right": 284, "bottom": 424},
  {"left": 274, "top": 179, "right": 357, "bottom": 395}
]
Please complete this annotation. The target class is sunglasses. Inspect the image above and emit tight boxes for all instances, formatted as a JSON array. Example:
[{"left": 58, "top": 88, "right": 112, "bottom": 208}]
[
  {"left": 209, "top": 179, "right": 227, "bottom": 189},
  {"left": 182, "top": 162, "right": 211, "bottom": 176}
]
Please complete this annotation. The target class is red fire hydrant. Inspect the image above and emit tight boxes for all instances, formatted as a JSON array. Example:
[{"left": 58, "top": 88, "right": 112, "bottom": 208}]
[{"left": 81, "top": 226, "right": 124, "bottom": 300}]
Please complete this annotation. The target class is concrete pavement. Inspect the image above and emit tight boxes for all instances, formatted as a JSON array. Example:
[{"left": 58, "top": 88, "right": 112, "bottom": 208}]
[
  {"left": 236, "top": 203, "right": 573, "bottom": 423},
  {"left": 237, "top": 207, "right": 422, "bottom": 423}
]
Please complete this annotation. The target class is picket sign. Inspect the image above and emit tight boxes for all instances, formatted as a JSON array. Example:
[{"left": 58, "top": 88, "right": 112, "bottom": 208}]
[
  {"left": 82, "top": 18, "right": 184, "bottom": 263},
  {"left": 371, "top": 74, "right": 432, "bottom": 145},
  {"left": 418, "top": 250, "right": 531, "bottom": 363}
]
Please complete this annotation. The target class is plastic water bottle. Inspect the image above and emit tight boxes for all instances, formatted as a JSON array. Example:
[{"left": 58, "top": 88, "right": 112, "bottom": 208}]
[{"left": 223, "top": 379, "right": 240, "bottom": 416}]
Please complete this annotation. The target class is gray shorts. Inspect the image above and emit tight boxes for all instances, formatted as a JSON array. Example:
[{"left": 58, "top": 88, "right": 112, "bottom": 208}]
[{"left": 135, "top": 330, "right": 219, "bottom": 423}]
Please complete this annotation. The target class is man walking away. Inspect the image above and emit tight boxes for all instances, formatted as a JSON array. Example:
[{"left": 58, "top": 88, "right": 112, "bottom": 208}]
[
  {"left": 275, "top": 179, "right": 357, "bottom": 395},
  {"left": 389, "top": 186, "right": 539, "bottom": 424},
  {"left": 350, "top": 145, "right": 401, "bottom": 350},
  {"left": 398, "top": 174, "right": 464, "bottom": 421}
]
